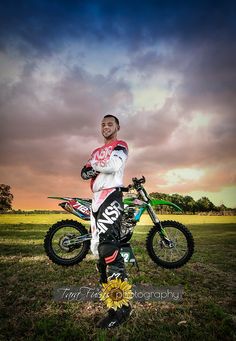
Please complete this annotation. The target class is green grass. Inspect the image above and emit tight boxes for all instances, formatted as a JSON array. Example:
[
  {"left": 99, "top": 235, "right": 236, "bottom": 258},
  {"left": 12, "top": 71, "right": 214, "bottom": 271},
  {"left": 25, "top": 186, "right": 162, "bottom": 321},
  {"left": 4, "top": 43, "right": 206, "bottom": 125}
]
[{"left": 0, "top": 215, "right": 236, "bottom": 340}]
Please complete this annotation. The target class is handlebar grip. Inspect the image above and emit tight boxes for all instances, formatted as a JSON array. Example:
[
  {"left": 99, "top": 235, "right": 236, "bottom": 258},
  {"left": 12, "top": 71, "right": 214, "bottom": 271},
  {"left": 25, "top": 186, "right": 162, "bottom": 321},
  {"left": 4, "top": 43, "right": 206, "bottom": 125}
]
[{"left": 140, "top": 176, "right": 146, "bottom": 183}]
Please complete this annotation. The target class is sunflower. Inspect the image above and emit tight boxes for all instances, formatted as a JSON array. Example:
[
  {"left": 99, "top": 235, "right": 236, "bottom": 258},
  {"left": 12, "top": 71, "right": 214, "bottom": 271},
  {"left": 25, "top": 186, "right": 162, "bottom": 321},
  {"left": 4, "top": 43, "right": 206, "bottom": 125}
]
[{"left": 100, "top": 278, "right": 133, "bottom": 310}]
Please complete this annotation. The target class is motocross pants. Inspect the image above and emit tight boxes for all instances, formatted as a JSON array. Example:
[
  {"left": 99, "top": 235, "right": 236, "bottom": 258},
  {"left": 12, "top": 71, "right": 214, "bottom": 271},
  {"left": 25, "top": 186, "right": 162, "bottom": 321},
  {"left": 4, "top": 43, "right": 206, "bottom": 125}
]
[{"left": 92, "top": 188, "right": 127, "bottom": 284}]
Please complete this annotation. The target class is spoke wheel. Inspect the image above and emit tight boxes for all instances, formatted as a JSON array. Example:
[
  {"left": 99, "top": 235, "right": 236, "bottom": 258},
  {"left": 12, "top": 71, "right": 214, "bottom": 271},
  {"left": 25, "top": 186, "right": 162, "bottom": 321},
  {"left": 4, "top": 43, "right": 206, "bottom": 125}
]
[
  {"left": 146, "top": 220, "right": 194, "bottom": 269},
  {"left": 44, "top": 220, "right": 90, "bottom": 266}
]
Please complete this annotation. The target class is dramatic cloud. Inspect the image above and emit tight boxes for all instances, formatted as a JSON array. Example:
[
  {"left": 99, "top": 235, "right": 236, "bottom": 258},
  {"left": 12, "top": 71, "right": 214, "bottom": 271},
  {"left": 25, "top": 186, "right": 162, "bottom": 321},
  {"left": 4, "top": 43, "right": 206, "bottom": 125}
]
[{"left": 0, "top": 0, "right": 235, "bottom": 209}]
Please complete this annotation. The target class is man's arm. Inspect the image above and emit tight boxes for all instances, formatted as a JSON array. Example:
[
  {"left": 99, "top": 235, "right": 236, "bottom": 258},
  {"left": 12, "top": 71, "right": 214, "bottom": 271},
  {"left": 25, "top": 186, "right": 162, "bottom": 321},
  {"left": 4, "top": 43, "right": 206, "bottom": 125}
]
[{"left": 90, "top": 145, "right": 128, "bottom": 174}]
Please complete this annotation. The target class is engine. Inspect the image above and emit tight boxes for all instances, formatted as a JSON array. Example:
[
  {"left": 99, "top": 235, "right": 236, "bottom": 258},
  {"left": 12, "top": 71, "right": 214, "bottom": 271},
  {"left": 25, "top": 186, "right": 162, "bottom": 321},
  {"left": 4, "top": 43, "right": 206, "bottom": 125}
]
[{"left": 120, "top": 206, "right": 137, "bottom": 239}]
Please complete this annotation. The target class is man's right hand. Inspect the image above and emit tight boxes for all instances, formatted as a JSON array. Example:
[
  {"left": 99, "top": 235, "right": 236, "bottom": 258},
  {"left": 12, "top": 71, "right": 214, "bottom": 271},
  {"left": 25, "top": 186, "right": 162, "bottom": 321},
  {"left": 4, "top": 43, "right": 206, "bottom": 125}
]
[{"left": 81, "top": 165, "right": 99, "bottom": 180}]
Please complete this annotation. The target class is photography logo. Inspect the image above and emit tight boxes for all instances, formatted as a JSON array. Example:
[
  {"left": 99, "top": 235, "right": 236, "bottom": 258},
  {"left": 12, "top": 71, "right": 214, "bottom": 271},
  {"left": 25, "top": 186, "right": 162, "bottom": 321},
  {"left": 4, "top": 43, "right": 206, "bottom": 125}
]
[{"left": 53, "top": 284, "right": 183, "bottom": 302}]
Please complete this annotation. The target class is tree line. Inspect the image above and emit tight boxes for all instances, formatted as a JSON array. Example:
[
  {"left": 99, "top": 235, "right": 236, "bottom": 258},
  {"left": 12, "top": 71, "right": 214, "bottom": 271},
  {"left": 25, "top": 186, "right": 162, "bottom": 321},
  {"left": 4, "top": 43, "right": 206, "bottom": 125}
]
[{"left": 149, "top": 192, "right": 235, "bottom": 214}]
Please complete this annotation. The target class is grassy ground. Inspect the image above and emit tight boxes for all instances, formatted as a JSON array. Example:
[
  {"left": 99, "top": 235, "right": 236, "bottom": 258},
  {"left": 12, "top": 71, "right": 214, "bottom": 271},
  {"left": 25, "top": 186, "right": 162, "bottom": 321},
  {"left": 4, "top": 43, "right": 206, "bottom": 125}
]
[{"left": 0, "top": 214, "right": 235, "bottom": 340}]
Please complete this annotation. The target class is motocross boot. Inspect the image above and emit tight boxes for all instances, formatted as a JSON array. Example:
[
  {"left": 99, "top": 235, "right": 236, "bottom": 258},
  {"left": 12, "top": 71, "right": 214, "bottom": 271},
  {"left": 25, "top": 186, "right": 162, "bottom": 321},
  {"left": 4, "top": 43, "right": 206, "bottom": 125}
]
[{"left": 96, "top": 303, "right": 131, "bottom": 329}]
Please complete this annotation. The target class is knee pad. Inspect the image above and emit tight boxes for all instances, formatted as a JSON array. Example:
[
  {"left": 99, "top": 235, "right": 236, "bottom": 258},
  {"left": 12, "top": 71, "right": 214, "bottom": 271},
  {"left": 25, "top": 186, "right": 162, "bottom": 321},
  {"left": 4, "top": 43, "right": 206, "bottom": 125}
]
[{"left": 98, "top": 243, "right": 119, "bottom": 265}]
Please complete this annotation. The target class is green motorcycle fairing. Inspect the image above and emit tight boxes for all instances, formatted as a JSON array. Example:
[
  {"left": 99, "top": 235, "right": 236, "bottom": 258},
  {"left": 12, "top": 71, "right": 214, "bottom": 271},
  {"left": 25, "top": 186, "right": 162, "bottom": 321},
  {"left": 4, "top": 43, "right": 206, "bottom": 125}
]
[{"left": 123, "top": 197, "right": 182, "bottom": 212}]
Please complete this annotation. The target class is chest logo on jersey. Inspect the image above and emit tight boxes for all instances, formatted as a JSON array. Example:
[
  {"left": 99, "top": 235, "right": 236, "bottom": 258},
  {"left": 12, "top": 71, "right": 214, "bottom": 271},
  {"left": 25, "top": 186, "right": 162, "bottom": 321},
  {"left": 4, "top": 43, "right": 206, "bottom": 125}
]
[{"left": 94, "top": 146, "right": 113, "bottom": 161}]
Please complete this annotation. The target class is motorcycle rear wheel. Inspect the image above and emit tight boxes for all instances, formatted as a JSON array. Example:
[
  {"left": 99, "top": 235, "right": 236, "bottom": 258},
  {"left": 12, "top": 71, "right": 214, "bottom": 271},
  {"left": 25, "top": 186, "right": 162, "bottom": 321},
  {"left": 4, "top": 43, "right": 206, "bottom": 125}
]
[{"left": 44, "top": 219, "right": 90, "bottom": 266}]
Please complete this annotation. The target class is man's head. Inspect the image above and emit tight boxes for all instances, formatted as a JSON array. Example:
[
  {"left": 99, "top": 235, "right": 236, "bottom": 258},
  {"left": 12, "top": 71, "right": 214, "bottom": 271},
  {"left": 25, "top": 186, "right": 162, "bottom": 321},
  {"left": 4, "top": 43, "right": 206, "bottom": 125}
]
[{"left": 101, "top": 115, "right": 120, "bottom": 142}]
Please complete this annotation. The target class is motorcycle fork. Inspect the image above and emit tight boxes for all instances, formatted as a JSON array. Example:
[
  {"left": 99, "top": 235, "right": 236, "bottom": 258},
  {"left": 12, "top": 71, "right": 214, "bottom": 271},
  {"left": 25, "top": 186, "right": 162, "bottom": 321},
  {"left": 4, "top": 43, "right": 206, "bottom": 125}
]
[{"left": 147, "top": 204, "right": 170, "bottom": 241}]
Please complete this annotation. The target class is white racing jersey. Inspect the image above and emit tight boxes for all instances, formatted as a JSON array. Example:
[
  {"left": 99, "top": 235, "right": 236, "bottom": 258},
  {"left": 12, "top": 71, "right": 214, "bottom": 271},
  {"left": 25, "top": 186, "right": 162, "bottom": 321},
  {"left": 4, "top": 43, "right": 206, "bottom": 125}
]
[{"left": 90, "top": 140, "right": 128, "bottom": 191}]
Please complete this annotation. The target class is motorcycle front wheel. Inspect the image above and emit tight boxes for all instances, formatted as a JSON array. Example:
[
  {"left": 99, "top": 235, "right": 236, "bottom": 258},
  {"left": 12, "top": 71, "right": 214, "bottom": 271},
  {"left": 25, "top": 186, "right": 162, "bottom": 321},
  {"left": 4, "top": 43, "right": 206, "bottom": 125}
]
[
  {"left": 44, "top": 219, "right": 91, "bottom": 266},
  {"left": 146, "top": 220, "right": 194, "bottom": 269}
]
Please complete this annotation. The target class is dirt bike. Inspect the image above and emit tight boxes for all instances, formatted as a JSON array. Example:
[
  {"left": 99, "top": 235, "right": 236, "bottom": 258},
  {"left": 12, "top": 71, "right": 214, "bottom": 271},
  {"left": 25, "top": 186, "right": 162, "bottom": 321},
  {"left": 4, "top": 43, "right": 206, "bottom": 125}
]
[{"left": 44, "top": 176, "right": 194, "bottom": 269}]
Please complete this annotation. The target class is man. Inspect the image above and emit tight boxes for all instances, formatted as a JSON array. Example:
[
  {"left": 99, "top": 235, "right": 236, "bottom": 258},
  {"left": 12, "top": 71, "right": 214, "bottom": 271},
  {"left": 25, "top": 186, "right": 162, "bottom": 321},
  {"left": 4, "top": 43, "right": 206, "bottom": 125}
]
[{"left": 81, "top": 114, "right": 131, "bottom": 329}]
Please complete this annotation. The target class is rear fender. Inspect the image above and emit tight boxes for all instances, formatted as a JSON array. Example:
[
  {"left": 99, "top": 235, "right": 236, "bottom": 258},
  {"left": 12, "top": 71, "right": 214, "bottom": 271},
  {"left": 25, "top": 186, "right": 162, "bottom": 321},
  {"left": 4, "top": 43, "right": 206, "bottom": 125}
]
[
  {"left": 48, "top": 196, "right": 72, "bottom": 201},
  {"left": 48, "top": 196, "right": 91, "bottom": 220}
]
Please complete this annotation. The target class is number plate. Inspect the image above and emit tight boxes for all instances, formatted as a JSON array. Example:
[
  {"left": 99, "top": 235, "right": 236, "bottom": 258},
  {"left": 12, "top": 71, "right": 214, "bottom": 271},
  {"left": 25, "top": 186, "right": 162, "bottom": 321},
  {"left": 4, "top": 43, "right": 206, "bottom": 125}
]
[{"left": 120, "top": 246, "right": 136, "bottom": 263}]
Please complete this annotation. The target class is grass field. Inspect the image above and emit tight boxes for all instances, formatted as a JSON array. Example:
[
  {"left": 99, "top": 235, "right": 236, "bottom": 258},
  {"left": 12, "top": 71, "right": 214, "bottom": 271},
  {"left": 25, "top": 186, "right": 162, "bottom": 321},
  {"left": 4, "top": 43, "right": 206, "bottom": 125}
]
[{"left": 0, "top": 214, "right": 236, "bottom": 340}]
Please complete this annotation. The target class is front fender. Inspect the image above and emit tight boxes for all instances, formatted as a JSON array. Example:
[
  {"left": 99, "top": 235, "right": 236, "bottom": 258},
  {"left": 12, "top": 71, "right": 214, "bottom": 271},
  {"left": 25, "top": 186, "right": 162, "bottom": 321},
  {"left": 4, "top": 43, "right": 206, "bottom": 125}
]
[{"left": 150, "top": 199, "right": 182, "bottom": 212}]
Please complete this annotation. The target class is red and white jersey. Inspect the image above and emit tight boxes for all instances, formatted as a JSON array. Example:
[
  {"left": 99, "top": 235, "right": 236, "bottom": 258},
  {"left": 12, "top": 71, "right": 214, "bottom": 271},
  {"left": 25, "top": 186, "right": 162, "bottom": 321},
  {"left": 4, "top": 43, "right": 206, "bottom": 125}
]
[{"left": 89, "top": 139, "right": 128, "bottom": 192}]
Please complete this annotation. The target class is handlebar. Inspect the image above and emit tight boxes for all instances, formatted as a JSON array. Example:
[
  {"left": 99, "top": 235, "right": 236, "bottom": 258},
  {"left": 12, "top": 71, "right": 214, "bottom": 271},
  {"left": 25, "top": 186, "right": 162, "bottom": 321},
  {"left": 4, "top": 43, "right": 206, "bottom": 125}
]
[
  {"left": 120, "top": 176, "right": 146, "bottom": 192},
  {"left": 132, "top": 176, "right": 146, "bottom": 186}
]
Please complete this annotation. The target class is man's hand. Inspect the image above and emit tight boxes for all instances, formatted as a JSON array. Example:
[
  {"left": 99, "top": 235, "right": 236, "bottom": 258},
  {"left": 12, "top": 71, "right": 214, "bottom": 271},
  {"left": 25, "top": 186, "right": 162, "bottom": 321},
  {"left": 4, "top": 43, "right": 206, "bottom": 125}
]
[{"left": 81, "top": 165, "right": 100, "bottom": 180}]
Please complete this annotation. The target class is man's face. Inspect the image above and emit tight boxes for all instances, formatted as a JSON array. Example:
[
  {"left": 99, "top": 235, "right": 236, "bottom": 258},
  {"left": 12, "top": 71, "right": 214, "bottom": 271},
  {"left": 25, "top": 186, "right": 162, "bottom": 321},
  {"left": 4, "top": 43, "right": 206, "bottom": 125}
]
[{"left": 101, "top": 117, "right": 119, "bottom": 140}]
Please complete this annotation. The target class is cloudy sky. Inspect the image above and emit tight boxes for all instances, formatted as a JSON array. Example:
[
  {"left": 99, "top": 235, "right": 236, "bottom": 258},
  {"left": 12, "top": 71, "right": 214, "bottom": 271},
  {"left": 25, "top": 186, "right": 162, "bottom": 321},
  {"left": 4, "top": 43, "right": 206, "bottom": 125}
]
[{"left": 0, "top": 0, "right": 236, "bottom": 210}]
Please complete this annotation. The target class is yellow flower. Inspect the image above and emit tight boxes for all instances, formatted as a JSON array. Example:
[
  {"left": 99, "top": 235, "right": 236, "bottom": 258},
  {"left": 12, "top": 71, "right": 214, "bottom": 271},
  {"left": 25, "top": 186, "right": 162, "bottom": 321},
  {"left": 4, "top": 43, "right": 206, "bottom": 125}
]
[{"left": 100, "top": 278, "right": 133, "bottom": 311}]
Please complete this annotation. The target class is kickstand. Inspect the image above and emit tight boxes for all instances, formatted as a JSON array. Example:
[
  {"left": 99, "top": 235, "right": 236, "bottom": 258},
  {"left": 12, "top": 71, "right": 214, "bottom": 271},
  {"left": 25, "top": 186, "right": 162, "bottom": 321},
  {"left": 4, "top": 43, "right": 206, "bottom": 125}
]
[{"left": 132, "top": 257, "right": 140, "bottom": 272}]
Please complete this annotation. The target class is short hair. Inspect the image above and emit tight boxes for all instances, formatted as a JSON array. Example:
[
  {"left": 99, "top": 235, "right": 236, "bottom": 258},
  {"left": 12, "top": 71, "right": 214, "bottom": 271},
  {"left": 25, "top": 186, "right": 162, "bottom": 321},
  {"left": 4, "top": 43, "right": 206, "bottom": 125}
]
[{"left": 103, "top": 114, "right": 120, "bottom": 126}]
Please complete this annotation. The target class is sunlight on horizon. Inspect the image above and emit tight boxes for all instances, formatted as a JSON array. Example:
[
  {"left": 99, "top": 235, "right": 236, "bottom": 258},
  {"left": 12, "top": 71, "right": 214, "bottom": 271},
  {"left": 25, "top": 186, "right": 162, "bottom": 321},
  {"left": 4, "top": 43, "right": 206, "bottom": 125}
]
[{"left": 161, "top": 168, "right": 205, "bottom": 186}]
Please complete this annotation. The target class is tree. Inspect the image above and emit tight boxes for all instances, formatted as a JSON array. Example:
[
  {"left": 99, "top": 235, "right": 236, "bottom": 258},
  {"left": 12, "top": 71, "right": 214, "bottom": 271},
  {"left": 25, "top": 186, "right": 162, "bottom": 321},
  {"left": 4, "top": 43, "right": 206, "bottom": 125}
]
[
  {"left": 170, "top": 193, "right": 185, "bottom": 209},
  {"left": 183, "top": 195, "right": 197, "bottom": 213},
  {"left": 196, "top": 197, "right": 216, "bottom": 212},
  {"left": 0, "top": 184, "right": 14, "bottom": 212}
]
